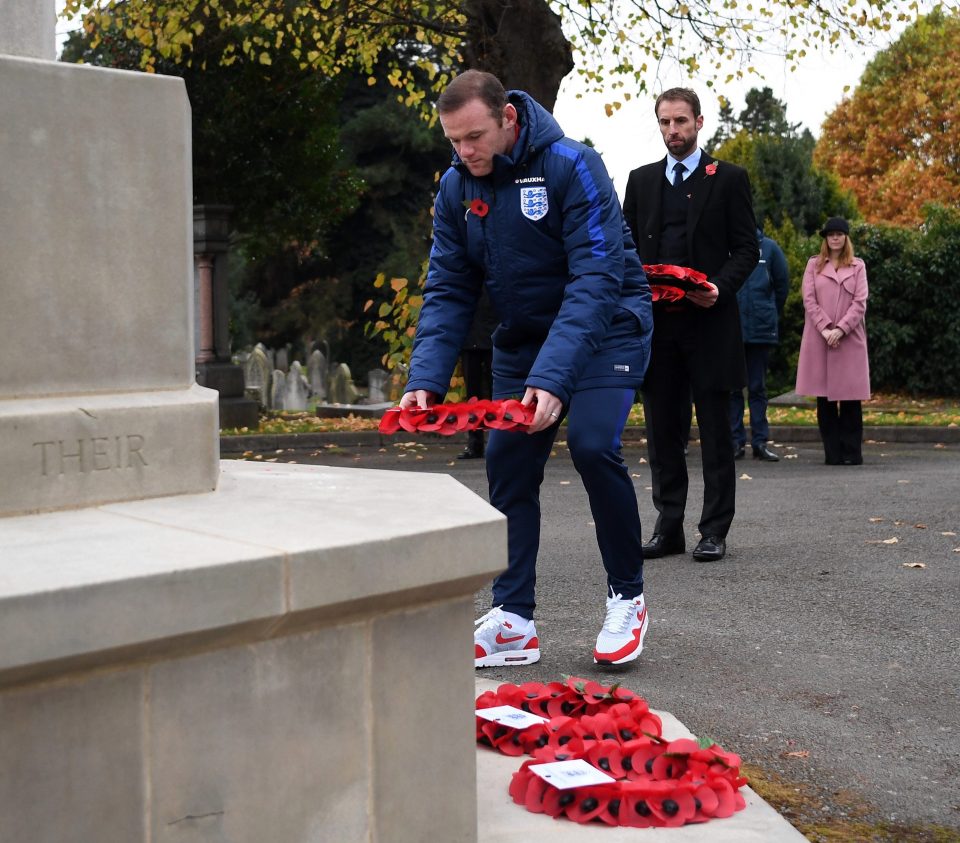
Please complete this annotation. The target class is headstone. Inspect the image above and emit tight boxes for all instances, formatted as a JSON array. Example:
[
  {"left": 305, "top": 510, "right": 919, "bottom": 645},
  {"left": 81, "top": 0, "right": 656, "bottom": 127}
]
[
  {"left": 367, "top": 369, "right": 389, "bottom": 404},
  {"left": 282, "top": 362, "right": 309, "bottom": 411},
  {"left": 243, "top": 344, "right": 271, "bottom": 407},
  {"left": 275, "top": 347, "right": 289, "bottom": 374},
  {"left": 307, "top": 349, "right": 327, "bottom": 401},
  {"left": 328, "top": 363, "right": 360, "bottom": 405},
  {"left": 269, "top": 370, "right": 286, "bottom": 411}
]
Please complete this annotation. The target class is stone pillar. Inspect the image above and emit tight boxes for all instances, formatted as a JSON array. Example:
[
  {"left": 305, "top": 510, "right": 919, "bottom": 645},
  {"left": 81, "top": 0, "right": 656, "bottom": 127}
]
[
  {"left": 193, "top": 204, "right": 259, "bottom": 430},
  {"left": 0, "top": 0, "right": 55, "bottom": 60}
]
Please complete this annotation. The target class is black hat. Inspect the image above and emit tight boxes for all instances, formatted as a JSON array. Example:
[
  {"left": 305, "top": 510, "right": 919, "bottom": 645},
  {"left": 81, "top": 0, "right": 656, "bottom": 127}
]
[{"left": 819, "top": 217, "right": 850, "bottom": 237}]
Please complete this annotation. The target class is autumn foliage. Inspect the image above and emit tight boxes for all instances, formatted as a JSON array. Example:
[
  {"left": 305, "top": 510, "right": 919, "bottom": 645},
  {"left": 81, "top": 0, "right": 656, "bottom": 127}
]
[{"left": 814, "top": 9, "right": 960, "bottom": 227}]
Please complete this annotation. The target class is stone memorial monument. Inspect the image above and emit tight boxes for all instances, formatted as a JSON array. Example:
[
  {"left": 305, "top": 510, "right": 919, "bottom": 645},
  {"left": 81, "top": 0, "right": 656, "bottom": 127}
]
[{"left": 0, "top": 6, "right": 504, "bottom": 841}]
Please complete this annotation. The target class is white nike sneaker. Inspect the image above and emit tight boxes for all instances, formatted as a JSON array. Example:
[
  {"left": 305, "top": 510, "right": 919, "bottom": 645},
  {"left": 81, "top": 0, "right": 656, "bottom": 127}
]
[
  {"left": 474, "top": 607, "right": 541, "bottom": 668},
  {"left": 593, "top": 589, "right": 649, "bottom": 665}
]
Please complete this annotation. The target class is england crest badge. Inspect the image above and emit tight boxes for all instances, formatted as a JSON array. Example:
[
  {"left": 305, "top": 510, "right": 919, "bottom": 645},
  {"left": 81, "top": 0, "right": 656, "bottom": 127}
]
[{"left": 520, "top": 186, "right": 548, "bottom": 221}]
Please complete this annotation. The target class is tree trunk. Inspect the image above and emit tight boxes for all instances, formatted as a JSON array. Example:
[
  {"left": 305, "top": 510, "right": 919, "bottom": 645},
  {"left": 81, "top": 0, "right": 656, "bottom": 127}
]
[{"left": 461, "top": 0, "right": 573, "bottom": 112}]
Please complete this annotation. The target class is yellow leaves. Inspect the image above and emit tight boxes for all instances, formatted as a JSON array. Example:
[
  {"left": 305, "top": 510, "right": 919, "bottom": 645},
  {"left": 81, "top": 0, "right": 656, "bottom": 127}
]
[
  {"left": 390, "top": 278, "right": 408, "bottom": 293},
  {"left": 258, "top": 51, "right": 272, "bottom": 66}
]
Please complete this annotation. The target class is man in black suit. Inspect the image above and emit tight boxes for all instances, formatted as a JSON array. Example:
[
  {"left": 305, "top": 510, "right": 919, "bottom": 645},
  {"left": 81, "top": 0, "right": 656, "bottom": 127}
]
[{"left": 622, "top": 88, "right": 757, "bottom": 562}]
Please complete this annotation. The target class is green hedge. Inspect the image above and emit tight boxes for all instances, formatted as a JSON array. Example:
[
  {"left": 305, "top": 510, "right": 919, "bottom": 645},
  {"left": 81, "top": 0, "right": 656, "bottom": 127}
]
[{"left": 764, "top": 206, "right": 960, "bottom": 397}]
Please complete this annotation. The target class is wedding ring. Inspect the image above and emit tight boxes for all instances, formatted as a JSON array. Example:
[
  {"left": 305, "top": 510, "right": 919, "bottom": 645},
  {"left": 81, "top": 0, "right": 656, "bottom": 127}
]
[{"left": 549, "top": 411, "right": 559, "bottom": 418}]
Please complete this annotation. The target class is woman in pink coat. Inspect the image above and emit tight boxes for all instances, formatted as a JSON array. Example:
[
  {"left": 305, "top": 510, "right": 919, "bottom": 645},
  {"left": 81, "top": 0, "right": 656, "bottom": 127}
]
[{"left": 795, "top": 217, "right": 870, "bottom": 465}]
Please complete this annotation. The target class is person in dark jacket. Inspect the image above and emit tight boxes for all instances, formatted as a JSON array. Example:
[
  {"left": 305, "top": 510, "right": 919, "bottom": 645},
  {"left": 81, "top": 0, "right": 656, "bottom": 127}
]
[
  {"left": 457, "top": 289, "right": 496, "bottom": 459},
  {"left": 400, "top": 70, "right": 654, "bottom": 668},
  {"left": 730, "top": 228, "right": 789, "bottom": 461},
  {"left": 622, "top": 87, "right": 758, "bottom": 564}
]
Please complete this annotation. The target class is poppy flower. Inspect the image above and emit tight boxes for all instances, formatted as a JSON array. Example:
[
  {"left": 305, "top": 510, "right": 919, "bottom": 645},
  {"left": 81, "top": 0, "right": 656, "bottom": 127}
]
[
  {"left": 619, "top": 781, "right": 672, "bottom": 828},
  {"left": 705, "top": 162, "right": 718, "bottom": 175},
  {"left": 459, "top": 398, "right": 492, "bottom": 430},
  {"left": 565, "top": 676, "right": 612, "bottom": 705},
  {"left": 564, "top": 785, "right": 614, "bottom": 823},
  {"left": 508, "top": 762, "right": 537, "bottom": 804},
  {"left": 692, "top": 781, "right": 720, "bottom": 819},
  {"left": 706, "top": 777, "right": 738, "bottom": 818},
  {"left": 523, "top": 773, "right": 552, "bottom": 813},
  {"left": 541, "top": 784, "right": 574, "bottom": 818},
  {"left": 625, "top": 740, "right": 668, "bottom": 781},
  {"left": 579, "top": 712, "right": 620, "bottom": 746},
  {"left": 418, "top": 405, "right": 462, "bottom": 434},
  {"left": 398, "top": 406, "right": 431, "bottom": 432},
  {"left": 544, "top": 716, "right": 585, "bottom": 752},
  {"left": 649, "top": 786, "right": 698, "bottom": 827},
  {"left": 378, "top": 408, "right": 402, "bottom": 433},
  {"left": 651, "top": 751, "right": 687, "bottom": 781},
  {"left": 467, "top": 198, "right": 489, "bottom": 218},
  {"left": 586, "top": 739, "right": 626, "bottom": 778},
  {"left": 651, "top": 284, "right": 685, "bottom": 302},
  {"left": 483, "top": 397, "right": 532, "bottom": 430}
]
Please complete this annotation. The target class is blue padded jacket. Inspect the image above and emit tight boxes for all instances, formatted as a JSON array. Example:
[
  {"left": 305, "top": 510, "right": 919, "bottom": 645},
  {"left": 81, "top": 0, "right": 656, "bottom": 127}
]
[{"left": 405, "top": 91, "right": 652, "bottom": 405}]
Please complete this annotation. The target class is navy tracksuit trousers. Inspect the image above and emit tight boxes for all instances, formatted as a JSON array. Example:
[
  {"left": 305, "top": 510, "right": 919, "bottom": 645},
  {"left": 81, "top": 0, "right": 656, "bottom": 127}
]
[{"left": 485, "top": 387, "right": 645, "bottom": 620}]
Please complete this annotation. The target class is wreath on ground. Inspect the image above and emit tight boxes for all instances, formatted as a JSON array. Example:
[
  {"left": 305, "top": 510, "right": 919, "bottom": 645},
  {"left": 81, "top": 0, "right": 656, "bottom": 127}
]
[{"left": 476, "top": 676, "right": 748, "bottom": 828}]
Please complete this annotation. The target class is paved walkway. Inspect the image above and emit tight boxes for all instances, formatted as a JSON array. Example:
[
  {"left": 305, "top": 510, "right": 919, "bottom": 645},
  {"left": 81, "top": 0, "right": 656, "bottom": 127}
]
[{"left": 224, "top": 435, "right": 960, "bottom": 834}]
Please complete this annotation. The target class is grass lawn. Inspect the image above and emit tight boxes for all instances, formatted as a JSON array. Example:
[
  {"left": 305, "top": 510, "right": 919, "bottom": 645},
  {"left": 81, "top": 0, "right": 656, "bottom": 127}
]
[{"left": 222, "top": 393, "right": 960, "bottom": 436}]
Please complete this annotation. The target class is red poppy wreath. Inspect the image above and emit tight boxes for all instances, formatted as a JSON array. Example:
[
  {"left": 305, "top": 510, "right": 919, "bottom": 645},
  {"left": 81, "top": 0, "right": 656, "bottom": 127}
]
[
  {"left": 379, "top": 398, "right": 535, "bottom": 435},
  {"left": 476, "top": 676, "right": 748, "bottom": 828},
  {"left": 643, "top": 264, "right": 713, "bottom": 303}
]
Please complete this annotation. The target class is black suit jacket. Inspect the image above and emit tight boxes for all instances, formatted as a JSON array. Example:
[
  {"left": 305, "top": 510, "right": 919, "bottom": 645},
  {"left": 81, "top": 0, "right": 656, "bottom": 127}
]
[{"left": 622, "top": 152, "right": 757, "bottom": 389}]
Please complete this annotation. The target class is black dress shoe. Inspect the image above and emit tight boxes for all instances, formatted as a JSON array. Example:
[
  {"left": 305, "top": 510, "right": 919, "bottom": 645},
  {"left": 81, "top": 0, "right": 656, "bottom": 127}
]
[
  {"left": 752, "top": 444, "right": 780, "bottom": 462},
  {"left": 642, "top": 533, "right": 685, "bottom": 558},
  {"left": 692, "top": 535, "right": 726, "bottom": 562},
  {"left": 734, "top": 445, "right": 746, "bottom": 459}
]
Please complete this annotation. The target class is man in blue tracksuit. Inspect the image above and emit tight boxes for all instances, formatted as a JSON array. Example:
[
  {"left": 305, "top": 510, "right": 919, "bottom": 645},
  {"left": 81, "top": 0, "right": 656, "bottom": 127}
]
[
  {"left": 729, "top": 227, "right": 790, "bottom": 461},
  {"left": 400, "top": 70, "right": 654, "bottom": 667}
]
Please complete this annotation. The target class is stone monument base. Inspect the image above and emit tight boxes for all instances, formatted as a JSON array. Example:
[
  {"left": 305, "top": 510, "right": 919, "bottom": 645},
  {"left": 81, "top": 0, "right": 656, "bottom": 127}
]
[{"left": 0, "top": 462, "right": 505, "bottom": 843}]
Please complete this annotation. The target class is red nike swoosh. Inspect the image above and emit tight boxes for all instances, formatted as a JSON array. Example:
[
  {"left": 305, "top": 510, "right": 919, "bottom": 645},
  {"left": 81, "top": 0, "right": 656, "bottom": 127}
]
[{"left": 496, "top": 632, "right": 525, "bottom": 644}]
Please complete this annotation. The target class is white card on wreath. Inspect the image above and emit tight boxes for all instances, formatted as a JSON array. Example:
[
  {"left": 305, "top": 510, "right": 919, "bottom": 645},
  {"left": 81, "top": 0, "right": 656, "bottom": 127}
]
[
  {"left": 528, "top": 759, "right": 617, "bottom": 789},
  {"left": 475, "top": 705, "right": 548, "bottom": 729}
]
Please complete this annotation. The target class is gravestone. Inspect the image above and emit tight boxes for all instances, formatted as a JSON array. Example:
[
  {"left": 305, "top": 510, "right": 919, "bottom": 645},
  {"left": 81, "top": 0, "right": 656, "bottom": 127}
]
[
  {"left": 269, "top": 370, "right": 286, "bottom": 411},
  {"left": 243, "top": 344, "right": 271, "bottom": 407},
  {"left": 307, "top": 349, "right": 327, "bottom": 401},
  {"left": 368, "top": 369, "right": 390, "bottom": 404},
  {"left": 275, "top": 347, "right": 289, "bottom": 374},
  {"left": 329, "top": 362, "right": 360, "bottom": 405},
  {"left": 283, "top": 361, "right": 309, "bottom": 411}
]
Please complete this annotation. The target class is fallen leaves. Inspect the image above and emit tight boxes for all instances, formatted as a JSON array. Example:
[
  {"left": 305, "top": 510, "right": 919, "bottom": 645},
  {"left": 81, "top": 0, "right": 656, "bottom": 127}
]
[
  {"left": 739, "top": 473, "right": 753, "bottom": 480},
  {"left": 865, "top": 537, "right": 899, "bottom": 545},
  {"left": 902, "top": 562, "right": 926, "bottom": 569},
  {"left": 782, "top": 750, "right": 811, "bottom": 759}
]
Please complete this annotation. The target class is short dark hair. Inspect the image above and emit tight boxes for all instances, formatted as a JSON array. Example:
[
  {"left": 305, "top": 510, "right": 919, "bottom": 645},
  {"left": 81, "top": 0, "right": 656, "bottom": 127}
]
[
  {"left": 655, "top": 87, "right": 701, "bottom": 118},
  {"left": 437, "top": 70, "right": 507, "bottom": 122}
]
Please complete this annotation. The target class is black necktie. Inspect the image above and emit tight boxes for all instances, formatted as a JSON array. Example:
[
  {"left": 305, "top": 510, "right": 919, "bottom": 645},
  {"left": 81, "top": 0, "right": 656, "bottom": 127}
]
[{"left": 672, "top": 162, "right": 686, "bottom": 187}]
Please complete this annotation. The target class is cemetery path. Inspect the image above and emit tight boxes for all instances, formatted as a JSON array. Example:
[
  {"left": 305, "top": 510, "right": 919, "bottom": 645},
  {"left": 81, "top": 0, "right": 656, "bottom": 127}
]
[{"left": 226, "top": 437, "right": 960, "bottom": 835}]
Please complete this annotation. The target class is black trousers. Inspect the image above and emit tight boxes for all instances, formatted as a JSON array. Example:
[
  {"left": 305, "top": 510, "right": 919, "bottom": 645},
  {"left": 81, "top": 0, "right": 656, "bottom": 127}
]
[
  {"left": 642, "top": 335, "right": 737, "bottom": 540},
  {"left": 816, "top": 398, "right": 863, "bottom": 464},
  {"left": 461, "top": 348, "right": 492, "bottom": 452}
]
